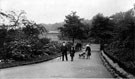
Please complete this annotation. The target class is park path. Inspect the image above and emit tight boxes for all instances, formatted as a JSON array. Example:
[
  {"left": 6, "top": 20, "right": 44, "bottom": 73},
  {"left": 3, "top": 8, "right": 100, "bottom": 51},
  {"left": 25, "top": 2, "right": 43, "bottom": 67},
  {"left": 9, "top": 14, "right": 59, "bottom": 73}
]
[{"left": 0, "top": 44, "right": 113, "bottom": 79}]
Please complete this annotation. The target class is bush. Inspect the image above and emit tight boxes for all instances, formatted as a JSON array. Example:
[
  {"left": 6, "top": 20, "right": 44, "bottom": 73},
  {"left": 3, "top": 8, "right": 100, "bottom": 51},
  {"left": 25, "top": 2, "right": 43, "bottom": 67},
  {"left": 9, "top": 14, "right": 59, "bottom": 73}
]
[
  {"left": 39, "top": 38, "right": 50, "bottom": 45},
  {"left": 105, "top": 44, "right": 135, "bottom": 75},
  {"left": 43, "top": 41, "right": 61, "bottom": 55},
  {"left": 3, "top": 37, "right": 49, "bottom": 61},
  {"left": 5, "top": 41, "right": 31, "bottom": 60}
]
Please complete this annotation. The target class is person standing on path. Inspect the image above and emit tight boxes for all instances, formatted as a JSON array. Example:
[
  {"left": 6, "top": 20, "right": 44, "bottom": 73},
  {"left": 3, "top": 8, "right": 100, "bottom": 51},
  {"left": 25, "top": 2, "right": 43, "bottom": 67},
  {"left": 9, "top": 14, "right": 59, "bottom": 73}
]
[
  {"left": 70, "top": 46, "right": 75, "bottom": 61},
  {"left": 61, "top": 42, "right": 68, "bottom": 61},
  {"left": 85, "top": 44, "right": 91, "bottom": 59}
]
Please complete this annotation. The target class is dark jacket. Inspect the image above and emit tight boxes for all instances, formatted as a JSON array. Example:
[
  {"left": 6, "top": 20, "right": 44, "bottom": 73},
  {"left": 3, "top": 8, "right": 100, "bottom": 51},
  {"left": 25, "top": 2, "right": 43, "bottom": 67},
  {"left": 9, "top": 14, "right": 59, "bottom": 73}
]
[
  {"left": 70, "top": 47, "right": 75, "bottom": 57},
  {"left": 85, "top": 46, "right": 91, "bottom": 55},
  {"left": 61, "top": 45, "right": 68, "bottom": 53}
]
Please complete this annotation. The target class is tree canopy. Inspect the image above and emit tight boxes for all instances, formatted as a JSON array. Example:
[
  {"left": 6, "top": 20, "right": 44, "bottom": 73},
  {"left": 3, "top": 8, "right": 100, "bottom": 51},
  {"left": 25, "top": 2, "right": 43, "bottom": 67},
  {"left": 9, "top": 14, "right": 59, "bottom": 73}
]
[
  {"left": 90, "top": 13, "right": 114, "bottom": 44},
  {"left": 58, "top": 12, "right": 85, "bottom": 44}
]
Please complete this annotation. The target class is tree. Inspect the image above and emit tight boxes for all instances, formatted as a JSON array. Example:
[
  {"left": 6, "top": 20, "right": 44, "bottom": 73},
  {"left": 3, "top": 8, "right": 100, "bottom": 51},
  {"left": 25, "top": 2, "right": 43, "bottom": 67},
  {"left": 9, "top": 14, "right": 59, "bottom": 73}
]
[
  {"left": 106, "top": 8, "right": 135, "bottom": 61},
  {"left": 111, "top": 9, "right": 135, "bottom": 49},
  {"left": 90, "top": 13, "right": 114, "bottom": 45},
  {"left": 58, "top": 12, "right": 85, "bottom": 44},
  {"left": 36, "top": 24, "right": 48, "bottom": 34},
  {"left": 22, "top": 22, "right": 40, "bottom": 38},
  {"left": 0, "top": 10, "right": 26, "bottom": 28}
]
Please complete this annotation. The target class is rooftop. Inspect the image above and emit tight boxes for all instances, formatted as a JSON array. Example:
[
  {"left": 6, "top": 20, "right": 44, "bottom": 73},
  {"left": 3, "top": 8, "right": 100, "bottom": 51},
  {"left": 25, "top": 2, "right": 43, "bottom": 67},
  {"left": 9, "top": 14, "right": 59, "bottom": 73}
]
[{"left": 48, "top": 31, "right": 60, "bottom": 34}]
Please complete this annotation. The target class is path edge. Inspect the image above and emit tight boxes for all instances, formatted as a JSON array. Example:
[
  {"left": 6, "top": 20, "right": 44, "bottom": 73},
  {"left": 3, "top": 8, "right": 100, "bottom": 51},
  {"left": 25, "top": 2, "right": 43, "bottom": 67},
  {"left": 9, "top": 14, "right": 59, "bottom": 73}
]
[
  {"left": 100, "top": 50, "right": 135, "bottom": 78},
  {"left": 0, "top": 54, "right": 62, "bottom": 69}
]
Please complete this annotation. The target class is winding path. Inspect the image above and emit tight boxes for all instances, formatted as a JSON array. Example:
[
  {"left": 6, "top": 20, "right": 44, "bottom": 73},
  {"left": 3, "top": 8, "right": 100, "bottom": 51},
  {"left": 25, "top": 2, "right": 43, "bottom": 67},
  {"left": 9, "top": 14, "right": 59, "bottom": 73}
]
[{"left": 0, "top": 44, "right": 113, "bottom": 78}]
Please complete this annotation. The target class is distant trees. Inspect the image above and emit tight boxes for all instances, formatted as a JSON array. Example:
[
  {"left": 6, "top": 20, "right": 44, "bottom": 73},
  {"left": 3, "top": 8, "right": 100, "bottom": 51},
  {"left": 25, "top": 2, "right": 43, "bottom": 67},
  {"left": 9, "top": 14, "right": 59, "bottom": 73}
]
[
  {"left": 58, "top": 12, "right": 86, "bottom": 44},
  {"left": 90, "top": 13, "right": 114, "bottom": 45}
]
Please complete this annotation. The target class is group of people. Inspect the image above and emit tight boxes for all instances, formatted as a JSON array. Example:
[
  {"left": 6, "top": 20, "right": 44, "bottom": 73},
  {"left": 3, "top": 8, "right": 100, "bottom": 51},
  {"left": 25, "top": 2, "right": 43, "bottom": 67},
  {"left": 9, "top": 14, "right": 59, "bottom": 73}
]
[{"left": 60, "top": 42, "right": 91, "bottom": 61}]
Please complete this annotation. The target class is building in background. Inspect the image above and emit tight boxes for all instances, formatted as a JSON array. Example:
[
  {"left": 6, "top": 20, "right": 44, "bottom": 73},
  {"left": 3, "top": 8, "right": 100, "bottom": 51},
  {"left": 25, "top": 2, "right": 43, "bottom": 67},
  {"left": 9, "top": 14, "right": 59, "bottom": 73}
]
[{"left": 46, "top": 31, "right": 60, "bottom": 41}]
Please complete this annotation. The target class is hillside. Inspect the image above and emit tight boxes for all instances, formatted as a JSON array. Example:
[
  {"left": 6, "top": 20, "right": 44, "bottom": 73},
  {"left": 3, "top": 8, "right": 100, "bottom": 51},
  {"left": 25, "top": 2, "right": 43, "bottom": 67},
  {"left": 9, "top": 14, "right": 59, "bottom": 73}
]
[
  {"left": 39, "top": 19, "right": 92, "bottom": 31},
  {"left": 39, "top": 22, "right": 64, "bottom": 31}
]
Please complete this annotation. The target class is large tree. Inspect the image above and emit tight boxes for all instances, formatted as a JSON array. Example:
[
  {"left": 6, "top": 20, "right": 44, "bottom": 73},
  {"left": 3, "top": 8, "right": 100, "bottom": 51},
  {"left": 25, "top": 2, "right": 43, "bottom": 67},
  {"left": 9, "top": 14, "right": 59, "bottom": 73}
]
[
  {"left": 58, "top": 12, "right": 85, "bottom": 44},
  {"left": 90, "top": 13, "right": 114, "bottom": 44},
  {"left": 0, "top": 10, "right": 26, "bottom": 28}
]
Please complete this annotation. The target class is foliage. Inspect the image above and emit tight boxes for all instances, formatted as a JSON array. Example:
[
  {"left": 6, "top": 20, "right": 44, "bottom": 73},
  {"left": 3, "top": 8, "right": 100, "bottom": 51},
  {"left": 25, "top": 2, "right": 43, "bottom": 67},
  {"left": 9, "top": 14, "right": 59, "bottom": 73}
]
[
  {"left": 90, "top": 13, "right": 114, "bottom": 44},
  {"left": 108, "top": 8, "right": 135, "bottom": 60},
  {"left": 22, "top": 23, "right": 40, "bottom": 38},
  {"left": 104, "top": 8, "right": 135, "bottom": 74},
  {"left": 58, "top": 12, "right": 86, "bottom": 44},
  {"left": 42, "top": 41, "right": 61, "bottom": 55},
  {"left": 89, "top": 7, "right": 135, "bottom": 74},
  {"left": 0, "top": 28, "right": 7, "bottom": 47},
  {"left": 0, "top": 10, "right": 61, "bottom": 62},
  {"left": 39, "top": 38, "right": 50, "bottom": 46},
  {"left": 0, "top": 10, "right": 26, "bottom": 28}
]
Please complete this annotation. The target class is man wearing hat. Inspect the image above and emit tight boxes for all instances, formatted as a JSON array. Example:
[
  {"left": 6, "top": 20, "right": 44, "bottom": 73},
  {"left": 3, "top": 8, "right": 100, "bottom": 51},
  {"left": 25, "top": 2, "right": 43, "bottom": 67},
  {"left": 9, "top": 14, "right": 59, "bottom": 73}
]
[
  {"left": 61, "top": 42, "right": 68, "bottom": 61},
  {"left": 85, "top": 44, "right": 91, "bottom": 59}
]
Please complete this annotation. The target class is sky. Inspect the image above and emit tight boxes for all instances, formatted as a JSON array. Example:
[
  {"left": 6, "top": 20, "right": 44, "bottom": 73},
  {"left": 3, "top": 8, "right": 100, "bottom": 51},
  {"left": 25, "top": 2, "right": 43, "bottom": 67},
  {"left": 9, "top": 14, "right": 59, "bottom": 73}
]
[{"left": 0, "top": 0, "right": 135, "bottom": 24}]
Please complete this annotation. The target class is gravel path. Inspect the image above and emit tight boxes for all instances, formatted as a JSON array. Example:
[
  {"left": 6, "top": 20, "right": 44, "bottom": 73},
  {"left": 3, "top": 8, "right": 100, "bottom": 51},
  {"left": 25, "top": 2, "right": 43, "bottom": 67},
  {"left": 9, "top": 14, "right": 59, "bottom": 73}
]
[{"left": 0, "top": 44, "right": 113, "bottom": 79}]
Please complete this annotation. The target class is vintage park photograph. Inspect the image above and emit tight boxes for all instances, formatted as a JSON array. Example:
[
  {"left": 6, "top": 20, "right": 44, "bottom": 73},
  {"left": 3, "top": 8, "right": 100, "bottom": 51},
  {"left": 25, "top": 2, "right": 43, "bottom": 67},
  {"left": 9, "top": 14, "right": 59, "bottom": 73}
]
[{"left": 0, "top": 0, "right": 135, "bottom": 78}]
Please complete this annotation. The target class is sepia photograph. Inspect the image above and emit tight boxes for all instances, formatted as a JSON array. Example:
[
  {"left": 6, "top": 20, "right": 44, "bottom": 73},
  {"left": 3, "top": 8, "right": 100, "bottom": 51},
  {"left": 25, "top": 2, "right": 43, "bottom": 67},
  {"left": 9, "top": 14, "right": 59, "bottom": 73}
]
[{"left": 0, "top": 0, "right": 135, "bottom": 78}]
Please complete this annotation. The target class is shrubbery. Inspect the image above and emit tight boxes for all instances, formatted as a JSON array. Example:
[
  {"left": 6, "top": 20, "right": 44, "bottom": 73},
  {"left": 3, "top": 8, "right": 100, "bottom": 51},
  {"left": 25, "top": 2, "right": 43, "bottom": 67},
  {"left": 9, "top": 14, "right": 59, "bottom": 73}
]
[
  {"left": 90, "top": 8, "right": 135, "bottom": 75},
  {"left": 0, "top": 36, "right": 61, "bottom": 61},
  {"left": 104, "top": 9, "right": 134, "bottom": 75},
  {"left": 0, "top": 12, "right": 61, "bottom": 63}
]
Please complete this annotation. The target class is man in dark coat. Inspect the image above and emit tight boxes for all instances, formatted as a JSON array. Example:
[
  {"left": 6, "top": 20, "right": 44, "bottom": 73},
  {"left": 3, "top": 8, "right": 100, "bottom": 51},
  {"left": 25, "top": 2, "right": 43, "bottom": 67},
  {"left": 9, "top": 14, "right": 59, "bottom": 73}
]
[
  {"left": 61, "top": 42, "right": 68, "bottom": 61},
  {"left": 85, "top": 44, "right": 91, "bottom": 59}
]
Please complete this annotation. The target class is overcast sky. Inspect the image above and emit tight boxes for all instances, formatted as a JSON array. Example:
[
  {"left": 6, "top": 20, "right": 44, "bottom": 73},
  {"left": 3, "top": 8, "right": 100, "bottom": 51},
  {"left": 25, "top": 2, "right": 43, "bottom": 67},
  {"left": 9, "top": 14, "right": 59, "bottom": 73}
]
[{"left": 0, "top": 0, "right": 135, "bottom": 24}]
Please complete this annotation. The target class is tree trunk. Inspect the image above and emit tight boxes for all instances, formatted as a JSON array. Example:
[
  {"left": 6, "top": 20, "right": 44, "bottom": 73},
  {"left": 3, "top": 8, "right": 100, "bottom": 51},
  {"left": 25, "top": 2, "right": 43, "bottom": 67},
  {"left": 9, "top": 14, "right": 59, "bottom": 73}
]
[{"left": 72, "top": 37, "right": 75, "bottom": 45}]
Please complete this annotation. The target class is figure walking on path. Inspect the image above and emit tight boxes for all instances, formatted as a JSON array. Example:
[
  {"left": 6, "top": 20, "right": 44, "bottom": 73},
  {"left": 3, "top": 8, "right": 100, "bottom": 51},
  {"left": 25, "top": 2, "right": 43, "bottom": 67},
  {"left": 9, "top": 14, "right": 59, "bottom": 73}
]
[
  {"left": 70, "top": 46, "right": 75, "bottom": 61},
  {"left": 85, "top": 44, "right": 91, "bottom": 59},
  {"left": 61, "top": 42, "right": 68, "bottom": 61}
]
